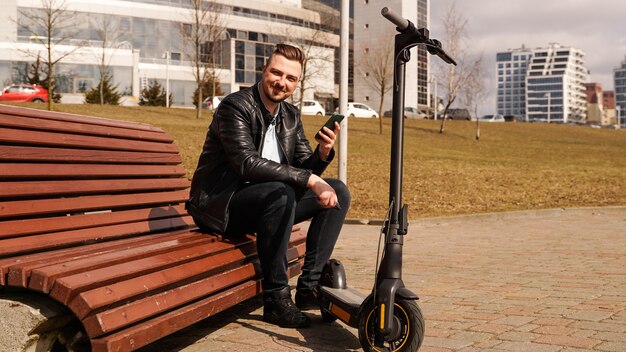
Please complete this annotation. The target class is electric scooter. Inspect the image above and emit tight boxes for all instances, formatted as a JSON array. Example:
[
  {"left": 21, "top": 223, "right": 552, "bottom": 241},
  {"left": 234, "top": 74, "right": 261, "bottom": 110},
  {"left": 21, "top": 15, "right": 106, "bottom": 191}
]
[{"left": 316, "top": 7, "right": 457, "bottom": 351}]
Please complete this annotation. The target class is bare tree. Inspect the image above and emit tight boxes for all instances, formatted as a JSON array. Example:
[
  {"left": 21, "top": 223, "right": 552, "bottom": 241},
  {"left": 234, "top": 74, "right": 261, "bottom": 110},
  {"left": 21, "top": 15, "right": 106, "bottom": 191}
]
[
  {"left": 432, "top": 1, "right": 481, "bottom": 134},
  {"left": 181, "top": 0, "right": 226, "bottom": 119},
  {"left": 357, "top": 31, "right": 395, "bottom": 134},
  {"left": 458, "top": 54, "right": 487, "bottom": 140},
  {"left": 17, "top": 0, "right": 82, "bottom": 111},
  {"left": 91, "top": 16, "right": 122, "bottom": 105}
]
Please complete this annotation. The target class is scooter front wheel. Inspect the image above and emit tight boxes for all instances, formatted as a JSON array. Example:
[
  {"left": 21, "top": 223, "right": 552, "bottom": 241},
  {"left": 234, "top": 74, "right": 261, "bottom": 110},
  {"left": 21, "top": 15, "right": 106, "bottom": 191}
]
[{"left": 358, "top": 296, "right": 424, "bottom": 352}]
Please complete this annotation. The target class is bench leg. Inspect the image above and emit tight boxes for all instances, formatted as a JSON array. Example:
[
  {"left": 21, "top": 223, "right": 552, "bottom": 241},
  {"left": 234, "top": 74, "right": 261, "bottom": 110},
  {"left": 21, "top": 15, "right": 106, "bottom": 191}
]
[{"left": 0, "top": 291, "right": 84, "bottom": 352}]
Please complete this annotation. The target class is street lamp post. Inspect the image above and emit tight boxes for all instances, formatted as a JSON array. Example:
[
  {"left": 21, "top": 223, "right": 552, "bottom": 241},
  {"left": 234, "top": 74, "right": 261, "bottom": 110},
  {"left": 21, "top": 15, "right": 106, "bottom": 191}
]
[{"left": 163, "top": 51, "right": 170, "bottom": 108}]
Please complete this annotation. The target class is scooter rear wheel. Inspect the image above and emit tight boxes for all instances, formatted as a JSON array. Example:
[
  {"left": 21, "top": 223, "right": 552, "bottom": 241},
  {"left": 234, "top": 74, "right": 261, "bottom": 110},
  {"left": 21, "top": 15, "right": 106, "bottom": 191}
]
[{"left": 358, "top": 296, "right": 424, "bottom": 351}]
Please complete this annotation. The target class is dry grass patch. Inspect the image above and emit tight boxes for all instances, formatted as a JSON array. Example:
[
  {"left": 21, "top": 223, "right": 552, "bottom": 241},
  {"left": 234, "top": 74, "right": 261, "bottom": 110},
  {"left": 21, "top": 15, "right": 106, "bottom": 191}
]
[{"left": 11, "top": 103, "right": 626, "bottom": 220}]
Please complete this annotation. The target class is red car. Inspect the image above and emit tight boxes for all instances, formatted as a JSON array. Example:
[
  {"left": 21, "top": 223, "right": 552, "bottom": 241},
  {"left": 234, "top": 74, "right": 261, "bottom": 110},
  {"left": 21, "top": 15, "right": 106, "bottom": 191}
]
[{"left": 0, "top": 84, "right": 49, "bottom": 103}]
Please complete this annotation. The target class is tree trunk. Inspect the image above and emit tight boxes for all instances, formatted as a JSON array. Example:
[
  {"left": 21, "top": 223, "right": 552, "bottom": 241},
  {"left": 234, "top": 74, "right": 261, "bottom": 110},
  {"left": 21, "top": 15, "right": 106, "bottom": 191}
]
[{"left": 475, "top": 118, "right": 480, "bottom": 140}]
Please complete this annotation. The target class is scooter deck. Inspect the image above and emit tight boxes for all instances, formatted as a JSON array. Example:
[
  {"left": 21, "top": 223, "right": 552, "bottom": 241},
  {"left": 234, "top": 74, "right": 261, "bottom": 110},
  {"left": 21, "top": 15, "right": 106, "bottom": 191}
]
[{"left": 320, "top": 286, "right": 367, "bottom": 326}]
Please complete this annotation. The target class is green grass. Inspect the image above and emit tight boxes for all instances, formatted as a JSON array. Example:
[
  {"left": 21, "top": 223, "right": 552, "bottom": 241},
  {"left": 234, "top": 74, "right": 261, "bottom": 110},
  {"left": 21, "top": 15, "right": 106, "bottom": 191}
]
[{"left": 12, "top": 103, "right": 626, "bottom": 220}]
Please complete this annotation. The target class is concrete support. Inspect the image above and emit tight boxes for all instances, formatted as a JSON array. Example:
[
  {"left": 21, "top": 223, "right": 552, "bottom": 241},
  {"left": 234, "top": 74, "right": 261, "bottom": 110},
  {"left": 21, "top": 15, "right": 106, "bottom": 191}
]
[{"left": 0, "top": 291, "right": 76, "bottom": 352}]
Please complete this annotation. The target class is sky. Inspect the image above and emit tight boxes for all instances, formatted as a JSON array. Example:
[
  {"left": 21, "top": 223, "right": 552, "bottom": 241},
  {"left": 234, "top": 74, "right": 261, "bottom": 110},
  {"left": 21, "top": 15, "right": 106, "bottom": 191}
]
[{"left": 428, "top": 0, "right": 626, "bottom": 116}]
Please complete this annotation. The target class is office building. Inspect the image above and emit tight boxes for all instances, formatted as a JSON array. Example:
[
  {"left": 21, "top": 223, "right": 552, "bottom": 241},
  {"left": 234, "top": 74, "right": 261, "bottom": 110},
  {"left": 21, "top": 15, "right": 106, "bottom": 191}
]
[
  {"left": 353, "top": 0, "right": 429, "bottom": 115},
  {"left": 0, "top": 0, "right": 339, "bottom": 107},
  {"left": 615, "top": 56, "right": 626, "bottom": 126},
  {"left": 495, "top": 45, "right": 532, "bottom": 119},
  {"left": 496, "top": 43, "right": 589, "bottom": 123}
]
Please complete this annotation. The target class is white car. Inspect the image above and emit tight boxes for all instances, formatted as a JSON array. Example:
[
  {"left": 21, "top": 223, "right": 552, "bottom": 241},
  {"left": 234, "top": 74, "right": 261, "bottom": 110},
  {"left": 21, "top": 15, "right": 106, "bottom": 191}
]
[
  {"left": 202, "top": 95, "right": 225, "bottom": 109},
  {"left": 345, "top": 102, "right": 379, "bottom": 118},
  {"left": 479, "top": 114, "right": 505, "bottom": 122},
  {"left": 297, "top": 99, "right": 325, "bottom": 116}
]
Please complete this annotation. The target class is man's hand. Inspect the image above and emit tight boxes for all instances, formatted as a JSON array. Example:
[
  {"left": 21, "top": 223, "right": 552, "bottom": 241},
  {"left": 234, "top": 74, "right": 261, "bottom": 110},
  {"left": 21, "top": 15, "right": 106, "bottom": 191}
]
[
  {"left": 315, "top": 122, "right": 339, "bottom": 161},
  {"left": 307, "top": 174, "right": 338, "bottom": 208}
]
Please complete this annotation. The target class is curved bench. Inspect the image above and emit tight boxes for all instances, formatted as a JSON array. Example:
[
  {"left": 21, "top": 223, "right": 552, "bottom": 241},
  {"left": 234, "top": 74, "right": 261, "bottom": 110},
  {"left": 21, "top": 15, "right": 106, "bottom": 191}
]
[{"left": 0, "top": 104, "right": 306, "bottom": 352}]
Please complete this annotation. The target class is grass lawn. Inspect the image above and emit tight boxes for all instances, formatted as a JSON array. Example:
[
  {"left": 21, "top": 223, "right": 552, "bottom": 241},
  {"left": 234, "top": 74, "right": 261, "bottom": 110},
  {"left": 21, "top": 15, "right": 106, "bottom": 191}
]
[{"left": 10, "top": 103, "right": 626, "bottom": 220}]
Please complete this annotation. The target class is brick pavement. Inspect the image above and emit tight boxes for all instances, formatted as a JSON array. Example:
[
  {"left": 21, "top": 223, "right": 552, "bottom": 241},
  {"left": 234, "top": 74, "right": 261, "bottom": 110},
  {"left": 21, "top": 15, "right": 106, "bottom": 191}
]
[{"left": 138, "top": 207, "right": 626, "bottom": 352}]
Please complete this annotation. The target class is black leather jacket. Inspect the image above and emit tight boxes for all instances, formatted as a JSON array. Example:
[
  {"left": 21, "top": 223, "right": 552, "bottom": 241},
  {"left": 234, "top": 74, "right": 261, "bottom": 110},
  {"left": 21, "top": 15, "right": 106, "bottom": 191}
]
[{"left": 187, "top": 84, "right": 333, "bottom": 233}]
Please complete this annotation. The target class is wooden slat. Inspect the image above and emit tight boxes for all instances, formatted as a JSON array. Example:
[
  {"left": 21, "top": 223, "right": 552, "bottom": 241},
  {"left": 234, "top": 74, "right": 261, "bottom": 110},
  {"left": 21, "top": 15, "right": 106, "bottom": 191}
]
[
  {"left": 81, "top": 261, "right": 258, "bottom": 337},
  {"left": 0, "top": 215, "right": 196, "bottom": 259},
  {"left": 0, "top": 204, "right": 188, "bottom": 239},
  {"left": 0, "top": 178, "right": 189, "bottom": 199},
  {"left": 90, "top": 260, "right": 304, "bottom": 352},
  {"left": 70, "top": 238, "right": 257, "bottom": 320},
  {"left": 0, "top": 190, "right": 189, "bottom": 219},
  {"left": 0, "top": 145, "right": 181, "bottom": 164},
  {"left": 0, "top": 163, "right": 186, "bottom": 179},
  {"left": 14, "top": 234, "right": 212, "bottom": 291},
  {"left": 0, "top": 105, "right": 164, "bottom": 133},
  {"left": 0, "top": 114, "right": 173, "bottom": 143},
  {"left": 0, "top": 127, "right": 178, "bottom": 153},
  {"left": 7, "top": 231, "right": 208, "bottom": 288},
  {"left": 91, "top": 280, "right": 262, "bottom": 352},
  {"left": 0, "top": 229, "right": 208, "bottom": 286},
  {"left": 46, "top": 238, "right": 254, "bottom": 303}
]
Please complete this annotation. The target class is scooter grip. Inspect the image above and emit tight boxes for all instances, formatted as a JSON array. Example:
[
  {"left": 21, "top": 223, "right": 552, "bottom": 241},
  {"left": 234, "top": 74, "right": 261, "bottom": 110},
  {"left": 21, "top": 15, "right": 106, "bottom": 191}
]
[{"left": 381, "top": 7, "right": 408, "bottom": 30}]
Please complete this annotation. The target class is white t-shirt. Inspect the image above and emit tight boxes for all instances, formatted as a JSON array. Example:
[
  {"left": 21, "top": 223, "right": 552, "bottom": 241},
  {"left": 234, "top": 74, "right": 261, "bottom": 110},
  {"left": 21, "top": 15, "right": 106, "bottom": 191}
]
[{"left": 261, "top": 107, "right": 285, "bottom": 163}]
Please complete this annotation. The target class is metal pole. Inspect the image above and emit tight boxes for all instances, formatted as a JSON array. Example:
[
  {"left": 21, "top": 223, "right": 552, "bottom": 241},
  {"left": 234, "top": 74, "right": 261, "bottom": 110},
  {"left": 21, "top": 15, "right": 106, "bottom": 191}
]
[
  {"left": 165, "top": 51, "right": 170, "bottom": 108},
  {"left": 338, "top": 0, "right": 349, "bottom": 183},
  {"left": 433, "top": 76, "right": 438, "bottom": 120}
]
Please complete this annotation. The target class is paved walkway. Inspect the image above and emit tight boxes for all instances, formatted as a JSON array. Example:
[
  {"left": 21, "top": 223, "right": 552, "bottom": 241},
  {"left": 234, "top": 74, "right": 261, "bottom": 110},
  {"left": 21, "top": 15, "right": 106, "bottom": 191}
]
[{"left": 138, "top": 207, "right": 626, "bottom": 352}]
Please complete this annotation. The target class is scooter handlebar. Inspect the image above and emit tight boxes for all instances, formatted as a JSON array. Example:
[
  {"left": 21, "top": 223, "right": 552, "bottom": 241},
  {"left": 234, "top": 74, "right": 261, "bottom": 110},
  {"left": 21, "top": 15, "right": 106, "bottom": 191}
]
[{"left": 381, "top": 7, "right": 408, "bottom": 30}]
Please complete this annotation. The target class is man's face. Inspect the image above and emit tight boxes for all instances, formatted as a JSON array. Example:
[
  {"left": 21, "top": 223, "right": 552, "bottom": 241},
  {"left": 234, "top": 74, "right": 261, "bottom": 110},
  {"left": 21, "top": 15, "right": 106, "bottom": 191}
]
[{"left": 261, "top": 54, "right": 301, "bottom": 104}]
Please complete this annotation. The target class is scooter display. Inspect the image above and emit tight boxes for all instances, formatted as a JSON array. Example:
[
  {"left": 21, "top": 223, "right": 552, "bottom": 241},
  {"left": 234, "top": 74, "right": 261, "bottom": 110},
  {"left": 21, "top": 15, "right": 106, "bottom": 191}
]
[{"left": 315, "top": 7, "right": 457, "bottom": 352}]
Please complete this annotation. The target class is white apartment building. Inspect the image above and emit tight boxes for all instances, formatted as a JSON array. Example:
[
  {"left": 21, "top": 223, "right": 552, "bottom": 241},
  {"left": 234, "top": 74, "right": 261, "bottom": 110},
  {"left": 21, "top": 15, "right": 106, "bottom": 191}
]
[
  {"left": 0, "top": 0, "right": 339, "bottom": 107},
  {"left": 497, "top": 43, "right": 589, "bottom": 123},
  {"left": 352, "top": 0, "right": 430, "bottom": 115},
  {"left": 614, "top": 55, "right": 626, "bottom": 126}
]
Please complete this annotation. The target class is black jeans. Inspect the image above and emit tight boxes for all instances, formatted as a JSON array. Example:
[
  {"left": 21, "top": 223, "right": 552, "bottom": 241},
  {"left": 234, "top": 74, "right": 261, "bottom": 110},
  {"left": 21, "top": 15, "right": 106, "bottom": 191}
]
[{"left": 225, "top": 178, "right": 350, "bottom": 293}]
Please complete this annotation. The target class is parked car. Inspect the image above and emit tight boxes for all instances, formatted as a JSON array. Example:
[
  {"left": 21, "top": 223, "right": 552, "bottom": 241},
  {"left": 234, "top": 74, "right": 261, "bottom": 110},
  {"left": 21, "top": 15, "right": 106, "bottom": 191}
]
[
  {"left": 479, "top": 114, "right": 505, "bottom": 122},
  {"left": 296, "top": 99, "right": 325, "bottom": 116},
  {"left": 0, "top": 84, "right": 48, "bottom": 103},
  {"left": 447, "top": 108, "right": 471, "bottom": 120},
  {"left": 344, "top": 102, "right": 379, "bottom": 118},
  {"left": 201, "top": 95, "right": 225, "bottom": 109},
  {"left": 383, "top": 106, "right": 426, "bottom": 119}
]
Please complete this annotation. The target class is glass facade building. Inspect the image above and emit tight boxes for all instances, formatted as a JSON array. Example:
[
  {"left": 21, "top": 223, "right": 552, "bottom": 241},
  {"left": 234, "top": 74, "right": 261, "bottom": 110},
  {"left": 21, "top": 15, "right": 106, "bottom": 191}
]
[
  {"left": 0, "top": 0, "right": 339, "bottom": 107},
  {"left": 614, "top": 56, "right": 626, "bottom": 126}
]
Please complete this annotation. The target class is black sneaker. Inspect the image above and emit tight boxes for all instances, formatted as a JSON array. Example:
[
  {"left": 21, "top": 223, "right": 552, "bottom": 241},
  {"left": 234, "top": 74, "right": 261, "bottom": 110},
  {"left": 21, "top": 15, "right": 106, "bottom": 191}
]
[
  {"left": 263, "top": 286, "right": 311, "bottom": 328},
  {"left": 295, "top": 289, "right": 319, "bottom": 311}
]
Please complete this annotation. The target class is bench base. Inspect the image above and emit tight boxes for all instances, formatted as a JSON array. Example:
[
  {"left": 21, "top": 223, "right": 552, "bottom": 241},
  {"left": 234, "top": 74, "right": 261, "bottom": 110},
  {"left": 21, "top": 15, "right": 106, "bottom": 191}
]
[{"left": 0, "top": 290, "right": 82, "bottom": 351}]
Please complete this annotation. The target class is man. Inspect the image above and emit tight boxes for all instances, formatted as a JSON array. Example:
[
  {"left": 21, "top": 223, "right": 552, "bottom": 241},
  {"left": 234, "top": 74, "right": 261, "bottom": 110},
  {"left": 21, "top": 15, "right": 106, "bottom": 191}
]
[{"left": 187, "top": 43, "right": 350, "bottom": 328}]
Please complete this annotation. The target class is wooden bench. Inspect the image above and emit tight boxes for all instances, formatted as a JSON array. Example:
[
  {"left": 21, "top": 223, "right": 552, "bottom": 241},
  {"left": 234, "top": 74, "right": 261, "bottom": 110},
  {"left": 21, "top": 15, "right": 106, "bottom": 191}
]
[{"left": 0, "top": 104, "right": 306, "bottom": 352}]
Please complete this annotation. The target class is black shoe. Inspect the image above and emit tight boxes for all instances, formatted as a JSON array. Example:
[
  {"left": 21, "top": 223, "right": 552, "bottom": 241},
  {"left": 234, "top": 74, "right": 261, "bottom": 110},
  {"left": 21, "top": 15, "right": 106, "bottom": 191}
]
[
  {"left": 295, "top": 289, "right": 319, "bottom": 311},
  {"left": 263, "top": 286, "right": 311, "bottom": 328}
]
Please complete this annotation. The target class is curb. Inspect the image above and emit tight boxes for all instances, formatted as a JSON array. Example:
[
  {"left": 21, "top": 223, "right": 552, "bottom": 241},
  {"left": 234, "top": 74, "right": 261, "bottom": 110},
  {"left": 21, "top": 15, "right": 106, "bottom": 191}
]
[{"left": 343, "top": 205, "right": 626, "bottom": 226}]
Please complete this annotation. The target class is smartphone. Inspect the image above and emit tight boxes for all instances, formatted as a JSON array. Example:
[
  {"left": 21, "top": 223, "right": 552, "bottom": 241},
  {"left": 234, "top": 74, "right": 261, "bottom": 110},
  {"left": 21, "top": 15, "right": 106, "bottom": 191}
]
[{"left": 315, "top": 113, "right": 344, "bottom": 139}]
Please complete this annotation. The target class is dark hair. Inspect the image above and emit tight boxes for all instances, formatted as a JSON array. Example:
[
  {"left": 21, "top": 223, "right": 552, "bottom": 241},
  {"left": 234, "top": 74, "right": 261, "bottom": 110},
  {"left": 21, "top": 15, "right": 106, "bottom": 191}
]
[{"left": 268, "top": 43, "right": 304, "bottom": 66}]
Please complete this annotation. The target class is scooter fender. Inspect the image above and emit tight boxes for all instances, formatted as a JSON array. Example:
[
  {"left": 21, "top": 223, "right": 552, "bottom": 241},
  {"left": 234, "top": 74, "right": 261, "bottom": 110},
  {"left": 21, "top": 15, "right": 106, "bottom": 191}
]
[
  {"left": 322, "top": 259, "right": 347, "bottom": 289},
  {"left": 375, "top": 280, "right": 419, "bottom": 336}
]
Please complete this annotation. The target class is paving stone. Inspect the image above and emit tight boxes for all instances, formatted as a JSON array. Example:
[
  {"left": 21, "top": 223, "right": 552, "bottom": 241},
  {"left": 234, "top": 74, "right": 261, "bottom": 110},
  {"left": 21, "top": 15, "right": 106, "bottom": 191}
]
[
  {"left": 491, "top": 315, "right": 536, "bottom": 327},
  {"left": 533, "top": 335, "right": 601, "bottom": 349},
  {"left": 133, "top": 207, "right": 626, "bottom": 352},
  {"left": 494, "top": 341, "right": 562, "bottom": 352},
  {"left": 595, "top": 341, "right": 626, "bottom": 352}
]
